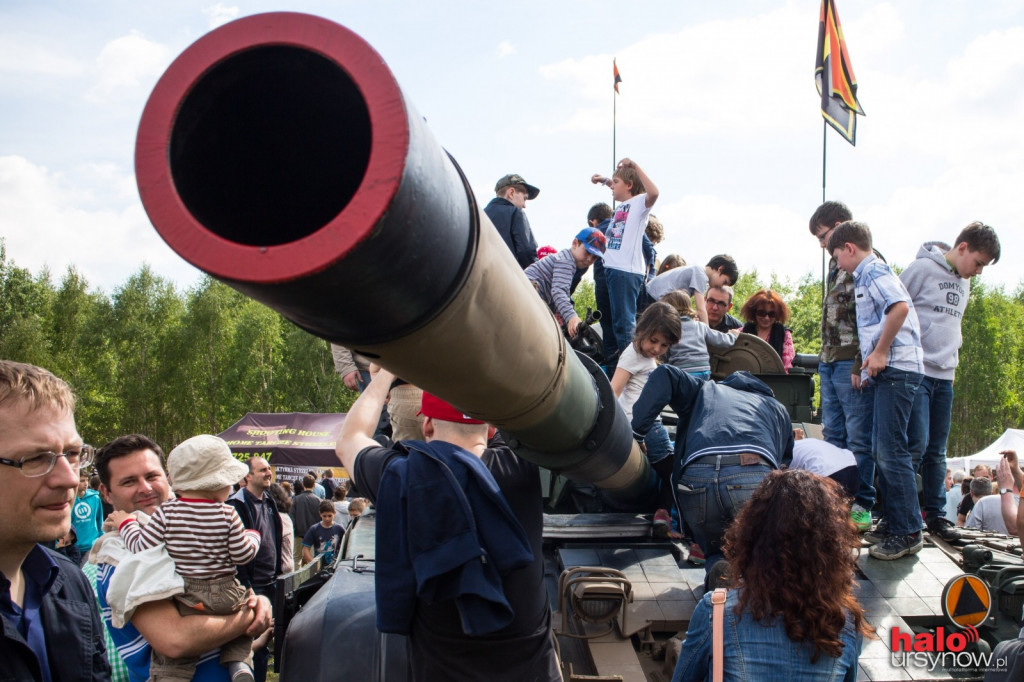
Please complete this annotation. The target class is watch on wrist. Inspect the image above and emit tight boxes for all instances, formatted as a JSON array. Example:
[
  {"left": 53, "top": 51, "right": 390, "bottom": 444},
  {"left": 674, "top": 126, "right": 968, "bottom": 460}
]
[{"left": 999, "top": 488, "right": 1013, "bottom": 495}]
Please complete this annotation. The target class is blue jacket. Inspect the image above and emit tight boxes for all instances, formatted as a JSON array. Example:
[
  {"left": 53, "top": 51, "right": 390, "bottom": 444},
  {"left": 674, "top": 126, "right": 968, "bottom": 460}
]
[
  {"left": 673, "top": 589, "right": 861, "bottom": 682},
  {"left": 484, "top": 197, "right": 538, "bottom": 269},
  {"left": 375, "top": 440, "right": 534, "bottom": 636},
  {"left": 1, "top": 546, "right": 111, "bottom": 682},
  {"left": 631, "top": 368, "right": 793, "bottom": 480}
]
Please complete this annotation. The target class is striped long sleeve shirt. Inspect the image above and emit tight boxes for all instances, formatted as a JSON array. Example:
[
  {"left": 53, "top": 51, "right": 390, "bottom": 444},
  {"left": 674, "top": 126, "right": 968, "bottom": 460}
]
[
  {"left": 524, "top": 248, "right": 579, "bottom": 324},
  {"left": 119, "top": 498, "right": 260, "bottom": 579}
]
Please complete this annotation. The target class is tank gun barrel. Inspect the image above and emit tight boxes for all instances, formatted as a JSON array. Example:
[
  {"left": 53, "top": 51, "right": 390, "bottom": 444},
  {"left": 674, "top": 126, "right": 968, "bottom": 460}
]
[{"left": 134, "top": 12, "right": 650, "bottom": 502}]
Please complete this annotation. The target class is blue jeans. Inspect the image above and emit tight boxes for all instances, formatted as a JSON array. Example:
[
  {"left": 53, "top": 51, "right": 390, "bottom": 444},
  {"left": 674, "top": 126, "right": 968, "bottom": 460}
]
[
  {"left": 872, "top": 367, "right": 924, "bottom": 536},
  {"left": 819, "top": 359, "right": 875, "bottom": 510},
  {"left": 604, "top": 268, "right": 645, "bottom": 356},
  {"left": 644, "top": 419, "right": 673, "bottom": 465},
  {"left": 252, "top": 582, "right": 276, "bottom": 682},
  {"left": 593, "top": 269, "right": 618, "bottom": 365},
  {"left": 908, "top": 376, "right": 954, "bottom": 521},
  {"left": 675, "top": 457, "right": 773, "bottom": 577}
]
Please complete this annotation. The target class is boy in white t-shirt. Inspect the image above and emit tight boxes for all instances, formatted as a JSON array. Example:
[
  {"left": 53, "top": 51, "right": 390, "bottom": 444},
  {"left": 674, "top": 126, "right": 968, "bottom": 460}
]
[{"left": 591, "top": 158, "right": 660, "bottom": 360}]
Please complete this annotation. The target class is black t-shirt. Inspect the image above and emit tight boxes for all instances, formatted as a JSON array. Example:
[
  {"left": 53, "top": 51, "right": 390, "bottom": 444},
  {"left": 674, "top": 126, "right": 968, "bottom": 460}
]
[
  {"left": 354, "top": 441, "right": 559, "bottom": 682},
  {"left": 958, "top": 493, "right": 976, "bottom": 519},
  {"left": 244, "top": 488, "right": 278, "bottom": 585}
]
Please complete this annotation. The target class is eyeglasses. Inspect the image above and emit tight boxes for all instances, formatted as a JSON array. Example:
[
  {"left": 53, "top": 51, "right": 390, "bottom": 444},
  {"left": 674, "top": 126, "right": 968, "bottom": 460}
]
[
  {"left": 755, "top": 309, "right": 777, "bottom": 319},
  {"left": 816, "top": 226, "right": 835, "bottom": 246},
  {"left": 0, "top": 445, "right": 95, "bottom": 478},
  {"left": 706, "top": 298, "right": 729, "bottom": 309}
]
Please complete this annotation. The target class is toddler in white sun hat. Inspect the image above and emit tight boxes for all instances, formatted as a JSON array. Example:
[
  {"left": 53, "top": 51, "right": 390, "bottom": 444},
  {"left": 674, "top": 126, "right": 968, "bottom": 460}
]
[{"left": 110, "top": 435, "right": 260, "bottom": 682}]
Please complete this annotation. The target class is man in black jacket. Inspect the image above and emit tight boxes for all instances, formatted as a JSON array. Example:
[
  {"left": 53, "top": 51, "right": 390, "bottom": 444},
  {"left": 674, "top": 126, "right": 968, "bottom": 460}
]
[
  {"left": 0, "top": 360, "right": 111, "bottom": 681},
  {"left": 226, "top": 456, "right": 281, "bottom": 682},
  {"left": 290, "top": 474, "right": 322, "bottom": 558},
  {"left": 484, "top": 173, "right": 540, "bottom": 269}
]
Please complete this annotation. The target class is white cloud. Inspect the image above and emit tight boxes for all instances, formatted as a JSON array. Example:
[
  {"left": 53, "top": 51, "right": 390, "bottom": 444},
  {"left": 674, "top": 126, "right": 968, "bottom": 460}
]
[
  {"left": 0, "top": 34, "right": 86, "bottom": 77},
  {"left": 497, "top": 40, "right": 516, "bottom": 57},
  {"left": 539, "top": 4, "right": 821, "bottom": 137},
  {"left": 203, "top": 3, "right": 240, "bottom": 30},
  {"left": 0, "top": 155, "right": 202, "bottom": 293},
  {"left": 86, "top": 31, "right": 172, "bottom": 102}
]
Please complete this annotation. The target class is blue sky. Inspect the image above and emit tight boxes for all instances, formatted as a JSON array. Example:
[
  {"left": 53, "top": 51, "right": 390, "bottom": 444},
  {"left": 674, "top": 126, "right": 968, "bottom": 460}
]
[{"left": 2, "top": 1, "right": 1022, "bottom": 294}]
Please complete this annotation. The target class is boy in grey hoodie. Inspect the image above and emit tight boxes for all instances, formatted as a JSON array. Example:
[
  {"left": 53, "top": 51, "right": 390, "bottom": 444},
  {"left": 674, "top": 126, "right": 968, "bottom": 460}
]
[{"left": 900, "top": 222, "right": 1001, "bottom": 541}]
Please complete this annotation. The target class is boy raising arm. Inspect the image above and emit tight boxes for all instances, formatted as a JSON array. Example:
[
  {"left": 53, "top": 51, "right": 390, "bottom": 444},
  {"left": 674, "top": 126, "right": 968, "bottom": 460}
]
[{"left": 591, "top": 158, "right": 660, "bottom": 355}]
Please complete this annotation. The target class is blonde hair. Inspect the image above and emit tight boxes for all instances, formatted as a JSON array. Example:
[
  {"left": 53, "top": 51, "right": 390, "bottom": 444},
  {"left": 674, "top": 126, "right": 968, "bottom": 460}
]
[
  {"left": 612, "top": 166, "right": 645, "bottom": 196},
  {"left": 645, "top": 215, "right": 664, "bottom": 244},
  {"left": 0, "top": 360, "right": 75, "bottom": 414},
  {"left": 659, "top": 290, "right": 695, "bottom": 317}
]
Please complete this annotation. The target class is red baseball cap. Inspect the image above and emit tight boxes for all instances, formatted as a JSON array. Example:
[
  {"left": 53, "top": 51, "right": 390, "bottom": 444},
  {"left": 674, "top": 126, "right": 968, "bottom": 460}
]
[{"left": 419, "top": 392, "right": 484, "bottom": 424}]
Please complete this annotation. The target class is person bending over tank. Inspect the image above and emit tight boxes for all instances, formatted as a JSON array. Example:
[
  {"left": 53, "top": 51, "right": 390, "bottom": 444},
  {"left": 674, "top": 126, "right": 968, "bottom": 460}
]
[
  {"left": 337, "top": 372, "right": 560, "bottom": 682},
  {"left": 672, "top": 470, "right": 870, "bottom": 681},
  {"left": 631, "top": 367, "right": 793, "bottom": 588}
]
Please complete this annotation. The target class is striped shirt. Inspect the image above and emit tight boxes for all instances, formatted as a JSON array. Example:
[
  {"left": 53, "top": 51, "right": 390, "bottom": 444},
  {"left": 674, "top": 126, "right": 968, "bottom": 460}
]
[
  {"left": 852, "top": 254, "right": 924, "bottom": 381},
  {"left": 120, "top": 498, "right": 260, "bottom": 578},
  {"left": 524, "top": 248, "right": 579, "bottom": 323}
]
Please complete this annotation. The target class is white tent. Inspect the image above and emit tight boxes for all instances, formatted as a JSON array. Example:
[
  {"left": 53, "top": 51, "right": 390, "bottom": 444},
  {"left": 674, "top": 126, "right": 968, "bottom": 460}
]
[{"left": 947, "top": 428, "right": 1024, "bottom": 474}]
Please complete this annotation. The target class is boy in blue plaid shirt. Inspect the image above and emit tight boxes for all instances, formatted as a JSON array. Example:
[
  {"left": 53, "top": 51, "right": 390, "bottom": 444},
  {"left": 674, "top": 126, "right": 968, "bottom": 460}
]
[{"left": 829, "top": 221, "right": 925, "bottom": 560}]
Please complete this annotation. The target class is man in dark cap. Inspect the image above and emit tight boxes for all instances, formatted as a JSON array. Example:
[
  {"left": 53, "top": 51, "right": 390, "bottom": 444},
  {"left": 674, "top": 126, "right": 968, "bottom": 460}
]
[
  {"left": 484, "top": 173, "right": 540, "bottom": 269},
  {"left": 337, "top": 370, "right": 559, "bottom": 682}
]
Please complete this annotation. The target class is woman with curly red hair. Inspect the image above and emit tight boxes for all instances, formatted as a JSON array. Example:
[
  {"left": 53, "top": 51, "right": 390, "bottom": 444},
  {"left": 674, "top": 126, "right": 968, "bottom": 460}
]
[
  {"left": 740, "top": 289, "right": 795, "bottom": 372},
  {"left": 672, "top": 469, "right": 872, "bottom": 681}
]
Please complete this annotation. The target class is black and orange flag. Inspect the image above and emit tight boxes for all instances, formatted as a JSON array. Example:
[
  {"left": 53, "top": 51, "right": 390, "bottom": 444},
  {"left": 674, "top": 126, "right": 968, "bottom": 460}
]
[
  {"left": 614, "top": 59, "right": 622, "bottom": 94},
  {"left": 815, "top": 0, "right": 865, "bottom": 145}
]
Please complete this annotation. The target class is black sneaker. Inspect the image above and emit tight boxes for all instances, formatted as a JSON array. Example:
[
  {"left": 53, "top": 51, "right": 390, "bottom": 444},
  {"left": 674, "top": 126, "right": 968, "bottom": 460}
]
[
  {"left": 869, "top": 532, "right": 923, "bottom": 560},
  {"left": 926, "top": 516, "right": 962, "bottom": 541},
  {"left": 863, "top": 518, "right": 889, "bottom": 545}
]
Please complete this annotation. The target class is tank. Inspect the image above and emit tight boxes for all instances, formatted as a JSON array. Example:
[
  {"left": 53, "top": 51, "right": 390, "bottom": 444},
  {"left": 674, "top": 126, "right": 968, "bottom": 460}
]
[{"left": 135, "top": 13, "right": 1020, "bottom": 681}]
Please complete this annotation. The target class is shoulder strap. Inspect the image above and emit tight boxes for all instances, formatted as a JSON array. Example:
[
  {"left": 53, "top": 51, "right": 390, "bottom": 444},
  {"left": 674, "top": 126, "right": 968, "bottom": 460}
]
[{"left": 712, "top": 588, "right": 727, "bottom": 682}]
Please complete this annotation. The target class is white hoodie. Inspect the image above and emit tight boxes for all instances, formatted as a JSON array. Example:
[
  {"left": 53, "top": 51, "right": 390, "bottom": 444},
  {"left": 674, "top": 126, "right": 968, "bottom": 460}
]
[{"left": 900, "top": 242, "right": 969, "bottom": 380}]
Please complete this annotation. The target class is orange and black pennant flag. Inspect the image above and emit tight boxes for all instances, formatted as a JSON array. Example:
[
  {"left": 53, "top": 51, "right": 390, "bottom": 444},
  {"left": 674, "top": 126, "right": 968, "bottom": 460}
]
[
  {"left": 614, "top": 59, "right": 622, "bottom": 94},
  {"left": 815, "top": 0, "right": 865, "bottom": 145}
]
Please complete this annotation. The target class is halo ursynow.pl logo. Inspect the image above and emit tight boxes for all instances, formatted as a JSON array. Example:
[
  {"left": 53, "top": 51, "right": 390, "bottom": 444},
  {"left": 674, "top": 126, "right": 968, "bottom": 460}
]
[
  {"left": 890, "top": 624, "right": 978, "bottom": 653},
  {"left": 889, "top": 625, "right": 1005, "bottom": 674}
]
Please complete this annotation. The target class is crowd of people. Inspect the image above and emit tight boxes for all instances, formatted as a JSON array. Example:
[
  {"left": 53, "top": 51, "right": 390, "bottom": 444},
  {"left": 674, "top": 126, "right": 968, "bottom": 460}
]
[{"left": 0, "top": 177, "right": 1009, "bottom": 682}]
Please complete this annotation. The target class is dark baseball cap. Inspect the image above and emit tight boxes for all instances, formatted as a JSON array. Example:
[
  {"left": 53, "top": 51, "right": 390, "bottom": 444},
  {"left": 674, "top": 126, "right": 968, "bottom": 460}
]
[{"left": 495, "top": 174, "right": 540, "bottom": 200}]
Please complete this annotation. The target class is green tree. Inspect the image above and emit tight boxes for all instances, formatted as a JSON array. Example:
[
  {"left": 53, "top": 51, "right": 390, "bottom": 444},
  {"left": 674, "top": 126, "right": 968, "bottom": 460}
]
[
  {"left": 103, "top": 266, "right": 185, "bottom": 446},
  {"left": 0, "top": 242, "right": 56, "bottom": 367}
]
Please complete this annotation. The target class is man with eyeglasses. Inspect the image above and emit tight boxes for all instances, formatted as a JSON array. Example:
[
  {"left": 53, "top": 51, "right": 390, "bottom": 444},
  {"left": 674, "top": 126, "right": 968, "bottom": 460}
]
[
  {"left": 484, "top": 173, "right": 540, "bottom": 269},
  {"left": 705, "top": 285, "right": 742, "bottom": 333},
  {"left": 0, "top": 360, "right": 111, "bottom": 681}
]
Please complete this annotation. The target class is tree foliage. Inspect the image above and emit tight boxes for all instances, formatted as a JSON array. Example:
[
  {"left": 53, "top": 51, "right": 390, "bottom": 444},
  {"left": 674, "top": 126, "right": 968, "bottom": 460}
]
[
  {"left": 0, "top": 242, "right": 356, "bottom": 449},
  {"left": 2, "top": 240, "right": 1021, "bottom": 457}
]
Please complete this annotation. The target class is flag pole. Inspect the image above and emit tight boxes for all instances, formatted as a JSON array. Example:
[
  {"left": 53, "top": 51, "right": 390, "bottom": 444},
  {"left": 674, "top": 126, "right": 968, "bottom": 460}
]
[
  {"left": 613, "top": 61, "right": 617, "bottom": 175},
  {"left": 612, "top": 58, "right": 618, "bottom": 208},
  {"left": 822, "top": 120, "right": 827, "bottom": 301}
]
